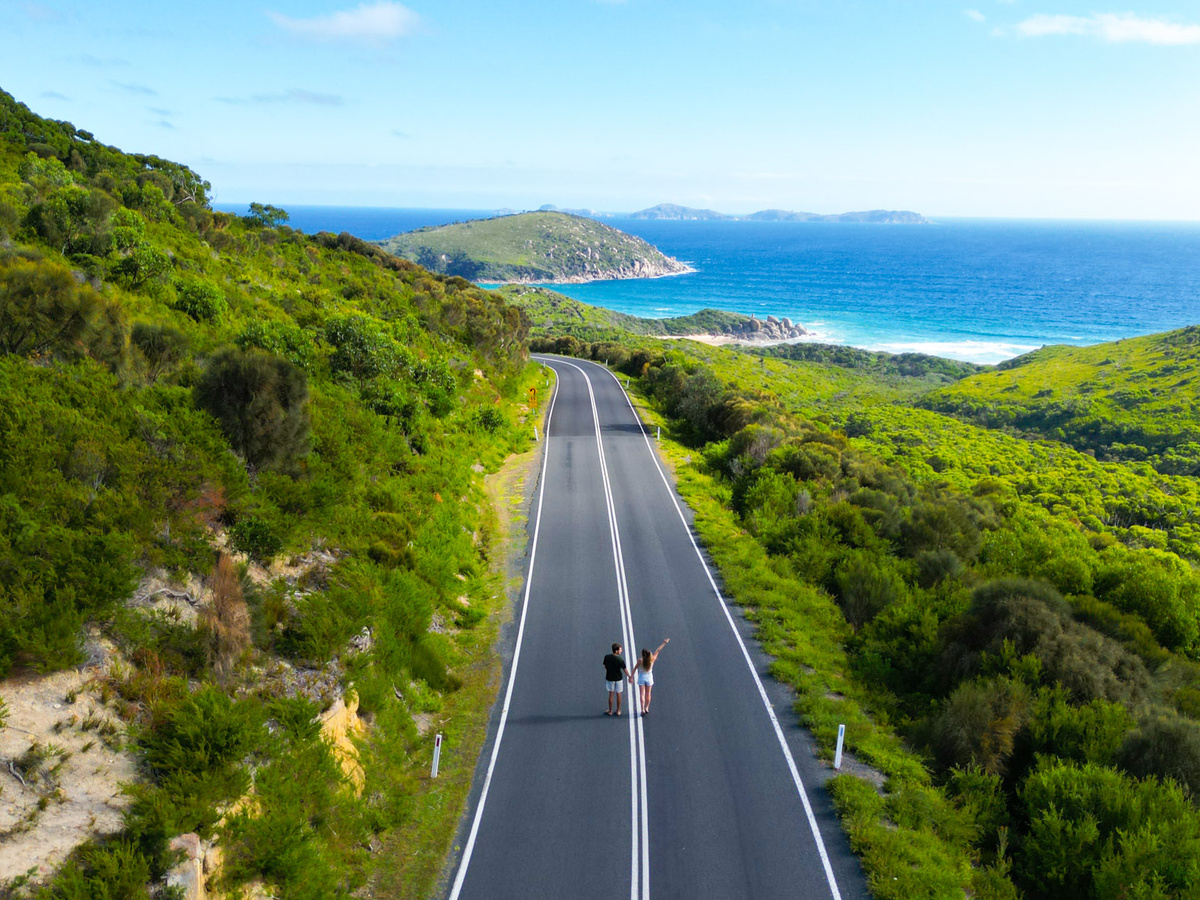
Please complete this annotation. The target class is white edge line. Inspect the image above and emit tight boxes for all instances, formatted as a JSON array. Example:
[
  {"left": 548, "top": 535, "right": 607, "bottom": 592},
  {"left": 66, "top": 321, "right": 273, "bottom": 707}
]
[
  {"left": 447, "top": 364, "right": 561, "bottom": 900},
  {"left": 557, "top": 359, "right": 648, "bottom": 900},
  {"left": 580, "top": 357, "right": 845, "bottom": 900}
]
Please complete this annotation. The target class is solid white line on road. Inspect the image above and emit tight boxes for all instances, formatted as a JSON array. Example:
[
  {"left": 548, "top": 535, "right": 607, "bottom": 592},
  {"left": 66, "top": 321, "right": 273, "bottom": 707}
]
[
  {"left": 559, "top": 359, "right": 650, "bottom": 900},
  {"left": 446, "top": 367, "right": 562, "bottom": 900},
  {"left": 594, "top": 360, "right": 845, "bottom": 900}
]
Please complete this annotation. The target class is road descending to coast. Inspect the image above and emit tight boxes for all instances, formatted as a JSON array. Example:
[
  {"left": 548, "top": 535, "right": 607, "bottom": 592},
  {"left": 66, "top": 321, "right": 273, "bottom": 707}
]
[{"left": 445, "top": 356, "right": 869, "bottom": 900}]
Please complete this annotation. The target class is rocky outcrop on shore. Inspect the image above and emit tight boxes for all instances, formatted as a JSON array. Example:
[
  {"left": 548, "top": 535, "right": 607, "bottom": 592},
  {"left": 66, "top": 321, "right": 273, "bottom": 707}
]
[
  {"left": 713, "top": 314, "right": 809, "bottom": 342},
  {"left": 528, "top": 254, "right": 692, "bottom": 284}
]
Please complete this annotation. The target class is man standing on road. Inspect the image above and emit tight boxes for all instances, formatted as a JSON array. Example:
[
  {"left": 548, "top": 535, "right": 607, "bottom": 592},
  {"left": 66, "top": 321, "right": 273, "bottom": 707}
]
[{"left": 603, "top": 643, "right": 628, "bottom": 716}]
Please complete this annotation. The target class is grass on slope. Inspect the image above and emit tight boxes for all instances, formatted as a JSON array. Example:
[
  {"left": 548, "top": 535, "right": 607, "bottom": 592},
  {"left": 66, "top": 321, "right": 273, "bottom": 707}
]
[{"left": 925, "top": 327, "right": 1200, "bottom": 475}]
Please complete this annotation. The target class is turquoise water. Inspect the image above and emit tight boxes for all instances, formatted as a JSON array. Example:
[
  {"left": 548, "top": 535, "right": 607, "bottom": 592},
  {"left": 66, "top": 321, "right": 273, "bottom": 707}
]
[{"left": 226, "top": 206, "right": 1200, "bottom": 364}]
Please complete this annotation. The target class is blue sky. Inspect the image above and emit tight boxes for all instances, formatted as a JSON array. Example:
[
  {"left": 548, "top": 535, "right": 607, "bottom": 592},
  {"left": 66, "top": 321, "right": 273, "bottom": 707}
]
[{"left": 2, "top": 0, "right": 1198, "bottom": 218}]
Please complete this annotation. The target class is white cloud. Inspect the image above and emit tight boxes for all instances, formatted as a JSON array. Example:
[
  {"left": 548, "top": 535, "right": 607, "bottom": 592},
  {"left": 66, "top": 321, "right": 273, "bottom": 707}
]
[
  {"left": 269, "top": 2, "right": 419, "bottom": 44},
  {"left": 965, "top": 9, "right": 986, "bottom": 24},
  {"left": 1018, "top": 12, "right": 1200, "bottom": 44}
]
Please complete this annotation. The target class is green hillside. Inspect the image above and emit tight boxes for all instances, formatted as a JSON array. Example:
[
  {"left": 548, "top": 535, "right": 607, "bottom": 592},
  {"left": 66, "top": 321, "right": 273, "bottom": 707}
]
[
  {"left": 498, "top": 284, "right": 763, "bottom": 339},
  {"left": 534, "top": 324, "right": 1200, "bottom": 900},
  {"left": 924, "top": 328, "right": 1200, "bottom": 474},
  {"left": 0, "top": 88, "right": 533, "bottom": 898},
  {"left": 377, "top": 210, "right": 691, "bottom": 283}
]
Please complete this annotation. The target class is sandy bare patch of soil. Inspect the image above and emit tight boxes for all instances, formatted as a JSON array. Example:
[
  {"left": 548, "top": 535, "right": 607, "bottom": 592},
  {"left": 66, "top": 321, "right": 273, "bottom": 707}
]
[{"left": 0, "top": 638, "right": 136, "bottom": 884}]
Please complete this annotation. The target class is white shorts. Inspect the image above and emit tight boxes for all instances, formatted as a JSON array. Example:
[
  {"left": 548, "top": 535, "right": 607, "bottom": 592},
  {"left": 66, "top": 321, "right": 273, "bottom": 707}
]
[
  {"left": 606, "top": 680, "right": 624, "bottom": 693},
  {"left": 636, "top": 672, "right": 653, "bottom": 687}
]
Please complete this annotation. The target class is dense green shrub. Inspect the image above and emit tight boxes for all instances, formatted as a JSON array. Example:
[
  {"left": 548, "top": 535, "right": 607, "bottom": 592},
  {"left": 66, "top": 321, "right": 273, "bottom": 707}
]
[
  {"left": 172, "top": 276, "right": 227, "bottom": 322},
  {"left": 1023, "top": 688, "right": 1134, "bottom": 768},
  {"left": 834, "top": 551, "right": 907, "bottom": 629},
  {"left": 0, "top": 254, "right": 126, "bottom": 365},
  {"left": 1018, "top": 760, "right": 1200, "bottom": 900},
  {"left": 1094, "top": 548, "right": 1200, "bottom": 651},
  {"left": 111, "top": 242, "right": 171, "bottom": 290},
  {"left": 194, "top": 348, "right": 310, "bottom": 471},
  {"left": 325, "top": 314, "right": 406, "bottom": 380},
  {"left": 940, "top": 579, "right": 1151, "bottom": 705},
  {"left": 140, "top": 686, "right": 263, "bottom": 831},
  {"left": 40, "top": 840, "right": 153, "bottom": 900},
  {"left": 24, "top": 184, "right": 116, "bottom": 257},
  {"left": 130, "top": 321, "right": 188, "bottom": 381},
  {"left": 228, "top": 514, "right": 284, "bottom": 562},
  {"left": 235, "top": 320, "right": 315, "bottom": 369},
  {"left": 931, "top": 677, "right": 1030, "bottom": 774},
  {"left": 1117, "top": 715, "right": 1200, "bottom": 797}
]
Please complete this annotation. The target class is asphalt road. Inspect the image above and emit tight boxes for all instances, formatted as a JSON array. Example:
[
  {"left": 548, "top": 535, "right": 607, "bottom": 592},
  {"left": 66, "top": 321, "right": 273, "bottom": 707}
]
[{"left": 445, "top": 356, "right": 870, "bottom": 900}]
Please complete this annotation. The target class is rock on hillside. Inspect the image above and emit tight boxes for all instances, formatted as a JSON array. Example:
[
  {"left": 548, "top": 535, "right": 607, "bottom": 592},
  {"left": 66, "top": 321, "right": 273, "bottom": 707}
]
[{"left": 376, "top": 211, "right": 693, "bottom": 284}]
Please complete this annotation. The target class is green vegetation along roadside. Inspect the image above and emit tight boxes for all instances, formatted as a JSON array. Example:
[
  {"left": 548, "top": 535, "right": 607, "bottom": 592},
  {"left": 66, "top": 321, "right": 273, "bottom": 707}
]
[
  {"left": 0, "top": 86, "right": 541, "bottom": 899},
  {"left": 534, "top": 326, "right": 1200, "bottom": 900},
  {"left": 376, "top": 210, "right": 691, "bottom": 284}
]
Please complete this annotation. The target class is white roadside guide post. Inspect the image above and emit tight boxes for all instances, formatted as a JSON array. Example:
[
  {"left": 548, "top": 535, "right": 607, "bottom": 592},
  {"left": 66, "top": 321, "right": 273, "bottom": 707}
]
[
  {"left": 834, "top": 724, "right": 845, "bottom": 770},
  {"left": 656, "top": 426, "right": 661, "bottom": 441},
  {"left": 431, "top": 733, "right": 444, "bottom": 778},
  {"left": 533, "top": 425, "right": 539, "bottom": 442}
]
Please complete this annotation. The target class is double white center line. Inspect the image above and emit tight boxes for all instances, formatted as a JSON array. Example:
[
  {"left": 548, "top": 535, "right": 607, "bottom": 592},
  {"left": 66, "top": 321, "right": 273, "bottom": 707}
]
[
  {"left": 448, "top": 360, "right": 651, "bottom": 900},
  {"left": 562, "top": 359, "right": 651, "bottom": 900}
]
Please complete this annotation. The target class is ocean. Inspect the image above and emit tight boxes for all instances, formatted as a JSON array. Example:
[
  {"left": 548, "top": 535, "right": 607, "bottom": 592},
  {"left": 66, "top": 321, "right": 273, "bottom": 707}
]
[{"left": 217, "top": 205, "right": 1200, "bottom": 364}]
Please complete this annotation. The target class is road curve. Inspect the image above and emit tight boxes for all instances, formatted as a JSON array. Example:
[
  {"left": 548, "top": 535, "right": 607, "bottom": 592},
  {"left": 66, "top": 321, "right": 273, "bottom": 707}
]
[{"left": 444, "top": 356, "right": 869, "bottom": 900}]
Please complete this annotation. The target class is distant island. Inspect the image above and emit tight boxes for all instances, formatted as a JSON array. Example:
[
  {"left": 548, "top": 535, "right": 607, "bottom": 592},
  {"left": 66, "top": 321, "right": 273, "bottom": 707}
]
[
  {"left": 627, "top": 203, "right": 928, "bottom": 224},
  {"left": 376, "top": 211, "right": 693, "bottom": 284}
]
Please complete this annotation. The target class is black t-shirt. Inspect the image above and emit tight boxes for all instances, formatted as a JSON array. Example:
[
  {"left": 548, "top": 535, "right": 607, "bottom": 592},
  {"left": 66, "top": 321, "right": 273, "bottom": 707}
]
[{"left": 603, "top": 653, "right": 627, "bottom": 682}]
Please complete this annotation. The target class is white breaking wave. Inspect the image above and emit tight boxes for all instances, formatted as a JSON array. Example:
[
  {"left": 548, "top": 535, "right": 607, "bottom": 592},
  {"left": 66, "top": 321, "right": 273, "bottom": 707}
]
[{"left": 864, "top": 339, "right": 1042, "bottom": 365}]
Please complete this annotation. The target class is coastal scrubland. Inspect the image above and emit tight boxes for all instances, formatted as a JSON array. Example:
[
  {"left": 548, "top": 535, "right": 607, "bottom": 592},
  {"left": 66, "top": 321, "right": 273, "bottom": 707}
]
[
  {"left": 7, "top": 76, "right": 1200, "bottom": 900},
  {"left": 534, "top": 325, "right": 1200, "bottom": 900},
  {"left": 0, "top": 88, "right": 535, "bottom": 898}
]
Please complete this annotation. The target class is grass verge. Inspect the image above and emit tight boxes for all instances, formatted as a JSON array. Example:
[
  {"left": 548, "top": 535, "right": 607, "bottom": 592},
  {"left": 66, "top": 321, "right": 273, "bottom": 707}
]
[{"left": 372, "top": 409, "right": 546, "bottom": 900}]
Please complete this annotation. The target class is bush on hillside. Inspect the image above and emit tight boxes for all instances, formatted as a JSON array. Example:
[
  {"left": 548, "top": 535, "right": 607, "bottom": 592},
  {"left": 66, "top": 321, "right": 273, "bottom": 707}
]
[
  {"left": 194, "top": 348, "right": 310, "bottom": 472},
  {"left": 1117, "top": 715, "right": 1200, "bottom": 797},
  {"left": 131, "top": 321, "right": 188, "bottom": 382},
  {"left": 172, "top": 276, "right": 227, "bottom": 322},
  {"left": 1018, "top": 760, "right": 1200, "bottom": 900},
  {"left": 931, "top": 677, "right": 1030, "bottom": 774},
  {"left": 940, "top": 579, "right": 1151, "bottom": 705},
  {"left": 0, "top": 254, "right": 127, "bottom": 367}
]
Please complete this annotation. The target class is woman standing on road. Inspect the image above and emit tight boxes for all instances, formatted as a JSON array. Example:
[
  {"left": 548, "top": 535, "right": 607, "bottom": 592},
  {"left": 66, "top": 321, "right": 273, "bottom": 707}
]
[{"left": 630, "top": 638, "right": 669, "bottom": 715}]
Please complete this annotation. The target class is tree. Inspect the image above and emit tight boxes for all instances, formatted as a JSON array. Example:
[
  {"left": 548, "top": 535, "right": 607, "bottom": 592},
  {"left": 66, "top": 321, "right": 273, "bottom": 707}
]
[
  {"left": 25, "top": 185, "right": 115, "bottom": 255},
  {"left": 245, "top": 202, "right": 289, "bottom": 228},
  {"left": 111, "top": 242, "right": 172, "bottom": 289},
  {"left": 194, "top": 348, "right": 310, "bottom": 472}
]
